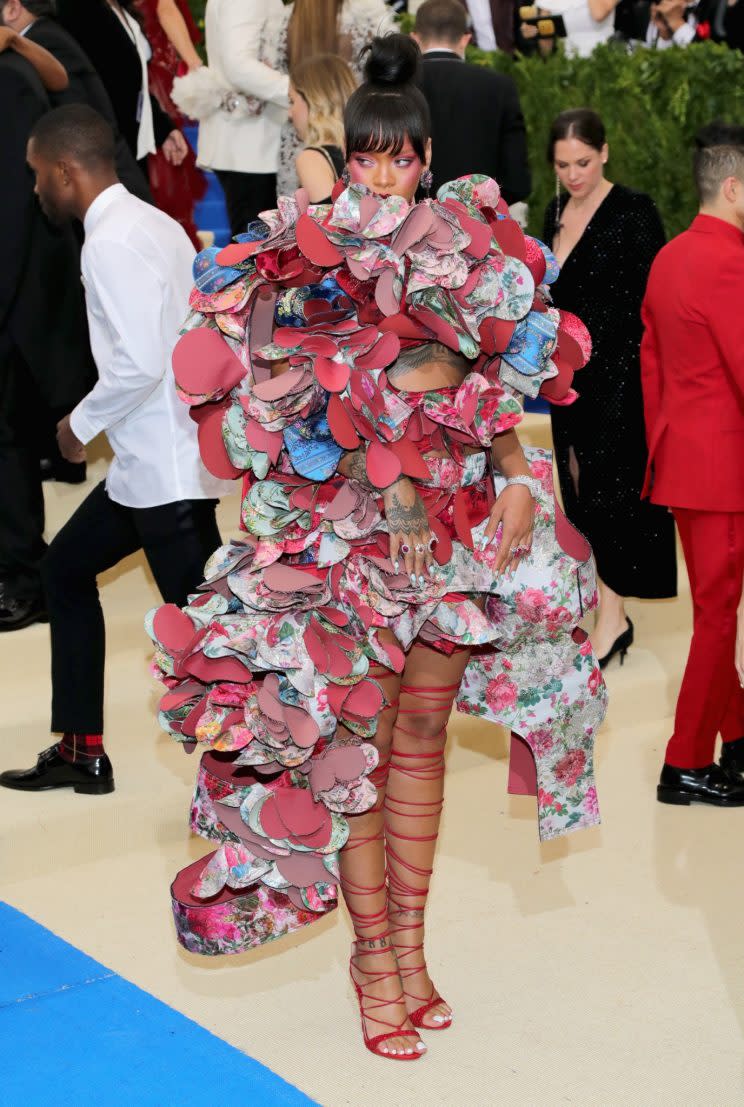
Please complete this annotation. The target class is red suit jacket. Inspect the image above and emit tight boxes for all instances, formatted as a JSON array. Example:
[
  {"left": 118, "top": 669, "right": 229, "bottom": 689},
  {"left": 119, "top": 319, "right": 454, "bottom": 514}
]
[{"left": 641, "top": 213, "right": 744, "bottom": 512}]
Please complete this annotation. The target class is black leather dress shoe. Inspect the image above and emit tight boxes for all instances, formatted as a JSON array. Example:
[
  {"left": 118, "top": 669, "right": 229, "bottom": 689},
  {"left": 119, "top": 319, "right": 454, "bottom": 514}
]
[
  {"left": 720, "top": 736, "right": 744, "bottom": 782},
  {"left": 657, "top": 762, "right": 744, "bottom": 807},
  {"left": 0, "top": 745, "right": 114, "bottom": 794},
  {"left": 0, "top": 591, "right": 48, "bottom": 632}
]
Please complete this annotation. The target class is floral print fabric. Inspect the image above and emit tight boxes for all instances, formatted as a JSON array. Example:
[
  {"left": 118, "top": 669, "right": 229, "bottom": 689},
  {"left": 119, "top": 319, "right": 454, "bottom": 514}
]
[{"left": 149, "top": 176, "right": 605, "bottom": 955}]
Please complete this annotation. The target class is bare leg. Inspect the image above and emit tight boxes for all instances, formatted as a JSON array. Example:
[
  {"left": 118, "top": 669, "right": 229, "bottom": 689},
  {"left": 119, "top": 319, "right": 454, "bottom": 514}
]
[
  {"left": 386, "top": 641, "right": 474, "bottom": 1030},
  {"left": 338, "top": 652, "right": 426, "bottom": 1057},
  {"left": 591, "top": 577, "right": 628, "bottom": 660}
]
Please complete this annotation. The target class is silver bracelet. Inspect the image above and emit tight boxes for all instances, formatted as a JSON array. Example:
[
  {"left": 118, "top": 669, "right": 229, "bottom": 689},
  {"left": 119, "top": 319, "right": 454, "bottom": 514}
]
[{"left": 504, "top": 475, "right": 542, "bottom": 500}]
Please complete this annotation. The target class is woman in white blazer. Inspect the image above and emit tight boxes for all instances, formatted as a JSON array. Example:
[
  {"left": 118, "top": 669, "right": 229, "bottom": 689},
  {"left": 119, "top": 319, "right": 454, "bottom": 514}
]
[{"left": 198, "top": 0, "right": 289, "bottom": 235}]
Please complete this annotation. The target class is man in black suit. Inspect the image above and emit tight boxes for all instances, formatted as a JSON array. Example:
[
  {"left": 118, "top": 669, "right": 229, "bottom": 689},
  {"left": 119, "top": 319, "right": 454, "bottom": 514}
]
[
  {"left": 0, "top": 47, "right": 93, "bottom": 630},
  {"left": 413, "top": 0, "right": 531, "bottom": 205},
  {"left": 0, "top": 0, "right": 149, "bottom": 200}
]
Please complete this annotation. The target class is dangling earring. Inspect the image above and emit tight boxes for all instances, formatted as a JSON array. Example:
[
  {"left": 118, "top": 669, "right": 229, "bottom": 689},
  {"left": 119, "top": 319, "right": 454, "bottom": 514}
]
[
  {"left": 555, "top": 172, "right": 561, "bottom": 206},
  {"left": 420, "top": 167, "right": 433, "bottom": 197},
  {"left": 341, "top": 167, "right": 351, "bottom": 186}
]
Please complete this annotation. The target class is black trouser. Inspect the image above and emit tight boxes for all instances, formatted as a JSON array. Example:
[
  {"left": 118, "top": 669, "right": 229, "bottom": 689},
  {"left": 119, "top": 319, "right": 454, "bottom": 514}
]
[
  {"left": 0, "top": 337, "right": 46, "bottom": 597},
  {"left": 214, "top": 170, "right": 277, "bottom": 237},
  {"left": 41, "top": 481, "right": 221, "bottom": 734}
]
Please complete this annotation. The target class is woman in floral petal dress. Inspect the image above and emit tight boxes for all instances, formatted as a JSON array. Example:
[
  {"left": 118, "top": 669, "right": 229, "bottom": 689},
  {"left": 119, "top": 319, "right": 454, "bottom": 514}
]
[{"left": 149, "top": 34, "right": 606, "bottom": 1062}]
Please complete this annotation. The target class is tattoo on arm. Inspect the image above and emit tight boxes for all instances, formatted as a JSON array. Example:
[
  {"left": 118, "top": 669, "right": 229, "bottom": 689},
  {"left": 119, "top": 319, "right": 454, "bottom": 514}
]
[
  {"left": 387, "top": 341, "right": 467, "bottom": 383},
  {"left": 341, "top": 447, "right": 373, "bottom": 489},
  {"left": 385, "top": 491, "right": 428, "bottom": 534}
]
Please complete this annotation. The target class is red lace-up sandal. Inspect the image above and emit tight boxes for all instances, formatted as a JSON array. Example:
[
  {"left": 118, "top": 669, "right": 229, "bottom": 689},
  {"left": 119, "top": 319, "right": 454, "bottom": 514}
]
[
  {"left": 385, "top": 680, "right": 456, "bottom": 1030},
  {"left": 341, "top": 749, "right": 426, "bottom": 1060}
]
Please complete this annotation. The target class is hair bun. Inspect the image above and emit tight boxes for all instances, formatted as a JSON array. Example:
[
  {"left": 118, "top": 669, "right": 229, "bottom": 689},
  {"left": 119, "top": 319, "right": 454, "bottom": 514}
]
[{"left": 362, "top": 33, "right": 421, "bottom": 88}]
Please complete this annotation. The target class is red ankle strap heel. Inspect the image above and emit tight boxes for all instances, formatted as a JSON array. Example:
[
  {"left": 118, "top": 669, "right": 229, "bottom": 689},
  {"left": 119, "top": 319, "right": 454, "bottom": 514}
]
[{"left": 349, "top": 939, "right": 426, "bottom": 1060}]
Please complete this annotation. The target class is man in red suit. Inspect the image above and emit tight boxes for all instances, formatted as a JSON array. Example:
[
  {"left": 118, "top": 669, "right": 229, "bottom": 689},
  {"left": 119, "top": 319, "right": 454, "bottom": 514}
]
[{"left": 641, "top": 122, "right": 744, "bottom": 807}]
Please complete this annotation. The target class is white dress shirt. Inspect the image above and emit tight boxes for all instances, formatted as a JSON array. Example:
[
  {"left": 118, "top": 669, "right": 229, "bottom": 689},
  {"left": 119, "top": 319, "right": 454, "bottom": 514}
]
[
  {"left": 71, "top": 185, "right": 231, "bottom": 508},
  {"left": 466, "top": 0, "right": 499, "bottom": 50}
]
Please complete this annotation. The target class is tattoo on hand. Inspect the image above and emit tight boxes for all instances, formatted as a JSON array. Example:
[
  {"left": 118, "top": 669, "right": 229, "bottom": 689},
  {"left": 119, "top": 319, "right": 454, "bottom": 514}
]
[{"left": 385, "top": 491, "right": 428, "bottom": 534}]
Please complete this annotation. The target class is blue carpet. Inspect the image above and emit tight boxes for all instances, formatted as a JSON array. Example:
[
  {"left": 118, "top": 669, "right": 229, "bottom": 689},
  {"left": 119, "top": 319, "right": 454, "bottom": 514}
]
[{"left": 0, "top": 902, "right": 315, "bottom": 1107}]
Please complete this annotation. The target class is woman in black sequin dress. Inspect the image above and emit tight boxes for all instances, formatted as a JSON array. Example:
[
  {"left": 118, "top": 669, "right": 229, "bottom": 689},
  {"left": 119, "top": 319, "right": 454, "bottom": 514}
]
[{"left": 544, "top": 109, "right": 677, "bottom": 665}]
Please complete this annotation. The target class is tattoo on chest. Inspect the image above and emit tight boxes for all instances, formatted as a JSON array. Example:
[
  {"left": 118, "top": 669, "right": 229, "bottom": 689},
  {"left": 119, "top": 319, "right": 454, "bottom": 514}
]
[{"left": 386, "top": 341, "right": 466, "bottom": 383}]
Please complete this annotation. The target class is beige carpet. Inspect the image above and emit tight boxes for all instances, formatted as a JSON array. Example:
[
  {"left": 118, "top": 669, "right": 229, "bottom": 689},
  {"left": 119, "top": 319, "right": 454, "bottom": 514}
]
[{"left": 2, "top": 419, "right": 742, "bottom": 1106}]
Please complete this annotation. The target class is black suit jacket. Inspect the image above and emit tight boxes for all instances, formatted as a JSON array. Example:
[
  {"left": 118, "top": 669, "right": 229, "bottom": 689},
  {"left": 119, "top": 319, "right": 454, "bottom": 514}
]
[
  {"left": 56, "top": 0, "right": 174, "bottom": 158},
  {"left": 0, "top": 52, "right": 93, "bottom": 408},
  {"left": 24, "top": 17, "right": 150, "bottom": 201},
  {"left": 419, "top": 51, "right": 531, "bottom": 206}
]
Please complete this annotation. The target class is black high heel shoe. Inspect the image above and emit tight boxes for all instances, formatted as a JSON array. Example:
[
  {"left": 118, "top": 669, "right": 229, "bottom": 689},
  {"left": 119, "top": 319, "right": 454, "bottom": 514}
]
[{"left": 598, "top": 616, "right": 634, "bottom": 670}]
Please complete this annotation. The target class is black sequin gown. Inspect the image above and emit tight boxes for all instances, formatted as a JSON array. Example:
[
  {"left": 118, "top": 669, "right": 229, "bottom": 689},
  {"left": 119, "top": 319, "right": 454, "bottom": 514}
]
[{"left": 543, "top": 184, "right": 677, "bottom": 599}]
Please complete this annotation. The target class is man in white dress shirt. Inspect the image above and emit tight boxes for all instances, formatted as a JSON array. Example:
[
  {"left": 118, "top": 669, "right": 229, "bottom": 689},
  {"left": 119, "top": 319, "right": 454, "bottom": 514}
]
[{"left": 0, "top": 104, "right": 230, "bottom": 797}]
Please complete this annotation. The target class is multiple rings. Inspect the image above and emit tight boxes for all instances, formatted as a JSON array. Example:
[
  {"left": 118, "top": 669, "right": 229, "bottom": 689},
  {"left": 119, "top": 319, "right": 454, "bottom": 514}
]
[
  {"left": 510, "top": 544, "right": 531, "bottom": 557},
  {"left": 400, "top": 537, "right": 437, "bottom": 556}
]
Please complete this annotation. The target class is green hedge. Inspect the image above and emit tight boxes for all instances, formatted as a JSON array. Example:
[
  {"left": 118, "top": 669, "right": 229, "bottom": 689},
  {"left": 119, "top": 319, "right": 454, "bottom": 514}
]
[{"left": 454, "top": 41, "right": 744, "bottom": 239}]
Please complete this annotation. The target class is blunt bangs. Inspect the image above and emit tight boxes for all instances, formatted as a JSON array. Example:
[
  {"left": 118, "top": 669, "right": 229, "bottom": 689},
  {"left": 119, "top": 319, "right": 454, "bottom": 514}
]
[{"left": 344, "top": 85, "right": 431, "bottom": 163}]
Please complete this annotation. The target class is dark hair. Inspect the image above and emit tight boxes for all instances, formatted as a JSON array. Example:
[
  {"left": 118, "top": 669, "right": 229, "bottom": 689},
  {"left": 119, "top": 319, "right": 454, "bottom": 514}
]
[
  {"left": 344, "top": 33, "right": 431, "bottom": 161},
  {"left": 30, "top": 104, "right": 115, "bottom": 170},
  {"left": 414, "top": 0, "right": 469, "bottom": 43},
  {"left": 22, "top": 0, "right": 56, "bottom": 16},
  {"left": 693, "top": 120, "right": 744, "bottom": 203},
  {"left": 547, "top": 109, "right": 606, "bottom": 163}
]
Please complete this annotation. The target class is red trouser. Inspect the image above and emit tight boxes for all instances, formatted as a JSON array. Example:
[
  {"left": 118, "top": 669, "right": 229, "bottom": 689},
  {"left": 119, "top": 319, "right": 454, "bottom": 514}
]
[{"left": 666, "top": 509, "right": 744, "bottom": 768}]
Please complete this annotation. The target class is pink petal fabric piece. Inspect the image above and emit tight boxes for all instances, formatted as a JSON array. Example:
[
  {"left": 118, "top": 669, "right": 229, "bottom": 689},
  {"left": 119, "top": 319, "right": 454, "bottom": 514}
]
[
  {"left": 251, "top": 369, "right": 307, "bottom": 402},
  {"left": 274, "top": 854, "right": 334, "bottom": 888},
  {"left": 172, "top": 328, "right": 246, "bottom": 399},
  {"left": 264, "top": 563, "right": 324, "bottom": 593},
  {"left": 296, "top": 213, "right": 343, "bottom": 266},
  {"left": 153, "top": 604, "right": 196, "bottom": 653},
  {"left": 314, "top": 356, "right": 350, "bottom": 393},
  {"left": 274, "top": 787, "right": 329, "bottom": 836},
  {"left": 244, "top": 419, "right": 284, "bottom": 464},
  {"left": 365, "top": 439, "right": 402, "bottom": 489},
  {"left": 184, "top": 653, "right": 252, "bottom": 684},
  {"left": 197, "top": 405, "right": 244, "bottom": 480}
]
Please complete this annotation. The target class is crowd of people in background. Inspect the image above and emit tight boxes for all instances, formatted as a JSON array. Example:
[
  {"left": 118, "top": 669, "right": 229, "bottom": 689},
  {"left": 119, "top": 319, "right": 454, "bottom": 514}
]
[
  {"left": 3, "top": 0, "right": 744, "bottom": 1071},
  {"left": 1, "top": 0, "right": 744, "bottom": 802}
]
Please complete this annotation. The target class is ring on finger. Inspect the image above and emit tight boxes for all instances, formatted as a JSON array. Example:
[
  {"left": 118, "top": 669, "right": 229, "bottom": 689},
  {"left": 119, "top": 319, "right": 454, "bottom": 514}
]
[
  {"left": 427, "top": 536, "right": 438, "bottom": 552},
  {"left": 414, "top": 543, "right": 426, "bottom": 554},
  {"left": 400, "top": 543, "right": 411, "bottom": 555}
]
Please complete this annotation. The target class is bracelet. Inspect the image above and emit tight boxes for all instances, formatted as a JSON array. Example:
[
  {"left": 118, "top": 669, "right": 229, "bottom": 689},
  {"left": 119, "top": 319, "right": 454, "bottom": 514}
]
[{"left": 504, "top": 475, "right": 542, "bottom": 500}]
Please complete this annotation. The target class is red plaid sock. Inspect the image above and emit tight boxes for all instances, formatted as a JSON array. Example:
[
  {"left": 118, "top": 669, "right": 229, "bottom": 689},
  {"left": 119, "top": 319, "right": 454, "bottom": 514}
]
[{"left": 58, "top": 733, "right": 105, "bottom": 763}]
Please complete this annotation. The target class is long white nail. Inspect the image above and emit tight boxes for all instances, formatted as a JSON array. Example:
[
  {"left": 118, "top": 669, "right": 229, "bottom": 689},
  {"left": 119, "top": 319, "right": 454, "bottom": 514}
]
[
  {"left": 416, "top": 1042, "right": 427, "bottom": 1051},
  {"left": 393, "top": 560, "right": 399, "bottom": 574}
]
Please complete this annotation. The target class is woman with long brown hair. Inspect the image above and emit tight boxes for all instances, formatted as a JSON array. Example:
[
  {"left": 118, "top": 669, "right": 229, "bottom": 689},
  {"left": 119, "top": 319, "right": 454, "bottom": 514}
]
[{"left": 277, "top": 0, "right": 393, "bottom": 195}]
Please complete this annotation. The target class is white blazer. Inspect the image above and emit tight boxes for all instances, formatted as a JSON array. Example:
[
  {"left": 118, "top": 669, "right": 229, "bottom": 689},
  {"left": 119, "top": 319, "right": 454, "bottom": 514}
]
[{"left": 198, "top": 0, "right": 289, "bottom": 175}]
